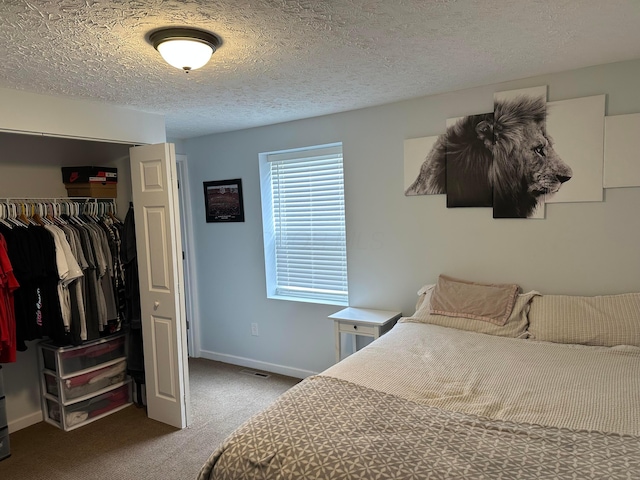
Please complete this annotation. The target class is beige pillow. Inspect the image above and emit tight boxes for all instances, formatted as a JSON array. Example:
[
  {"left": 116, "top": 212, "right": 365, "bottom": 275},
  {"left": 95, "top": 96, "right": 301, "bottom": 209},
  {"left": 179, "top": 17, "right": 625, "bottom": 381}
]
[
  {"left": 527, "top": 293, "right": 640, "bottom": 347},
  {"left": 430, "top": 274, "right": 520, "bottom": 325},
  {"left": 404, "top": 284, "right": 539, "bottom": 338}
]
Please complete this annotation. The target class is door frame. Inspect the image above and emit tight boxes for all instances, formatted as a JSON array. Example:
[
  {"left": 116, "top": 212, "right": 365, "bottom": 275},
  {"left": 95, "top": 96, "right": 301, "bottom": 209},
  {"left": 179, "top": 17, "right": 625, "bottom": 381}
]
[{"left": 176, "top": 154, "right": 200, "bottom": 358}]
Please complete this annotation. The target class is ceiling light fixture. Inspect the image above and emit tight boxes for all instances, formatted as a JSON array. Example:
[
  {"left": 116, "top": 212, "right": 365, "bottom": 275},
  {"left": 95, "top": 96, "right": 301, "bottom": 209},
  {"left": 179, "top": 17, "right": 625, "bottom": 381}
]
[{"left": 149, "top": 27, "right": 221, "bottom": 73}]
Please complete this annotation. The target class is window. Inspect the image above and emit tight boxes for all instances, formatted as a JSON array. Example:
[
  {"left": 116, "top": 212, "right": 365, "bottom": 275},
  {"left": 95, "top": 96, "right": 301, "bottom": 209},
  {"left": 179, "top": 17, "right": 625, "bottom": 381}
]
[{"left": 259, "top": 143, "right": 348, "bottom": 306}]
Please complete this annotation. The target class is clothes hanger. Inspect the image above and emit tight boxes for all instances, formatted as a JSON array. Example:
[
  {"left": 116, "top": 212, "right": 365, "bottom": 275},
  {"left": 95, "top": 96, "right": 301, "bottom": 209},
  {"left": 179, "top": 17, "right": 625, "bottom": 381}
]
[
  {"left": 65, "top": 202, "right": 83, "bottom": 225},
  {"left": 0, "top": 203, "right": 12, "bottom": 228},
  {"left": 31, "top": 203, "right": 46, "bottom": 227},
  {"left": 32, "top": 211, "right": 45, "bottom": 226},
  {"left": 44, "top": 203, "right": 55, "bottom": 225},
  {"left": 7, "top": 203, "right": 25, "bottom": 228},
  {"left": 17, "top": 203, "right": 33, "bottom": 226},
  {"left": 46, "top": 202, "right": 63, "bottom": 225},
  {"left": 76, "top": 202, "right": 88, "bottom": 224},
  {"left": 52, "top": 202, "right": 67, "bottom": 225},
  {"left": 60, "top": 201, "right": 76, "bottom": 225},
  {"left": 81, "top": 201, "right": 93, "bottom": 222},
  {"left": 46, "top": 202, "right": 55, "bottom": 223},
  {"left": 108, "top": 200, "right": 121, "bottom": 223}
]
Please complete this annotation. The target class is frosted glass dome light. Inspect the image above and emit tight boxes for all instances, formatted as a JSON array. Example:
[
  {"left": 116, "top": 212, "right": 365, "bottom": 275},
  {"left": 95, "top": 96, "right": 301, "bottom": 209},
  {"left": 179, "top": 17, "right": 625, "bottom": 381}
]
[
  {"left": 157, "top": 39, "right": 212, "bottom": 71},
  {"left": 150, "top": 28, "right": 221, "bottom": 73}
]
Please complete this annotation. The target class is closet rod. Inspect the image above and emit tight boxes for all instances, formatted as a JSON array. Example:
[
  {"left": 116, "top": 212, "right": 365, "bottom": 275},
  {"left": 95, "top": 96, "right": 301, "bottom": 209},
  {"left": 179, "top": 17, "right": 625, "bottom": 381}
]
[
  {"left": 0, "top": 197, "right": 118, "bottom": 216},
  {"left": 1, "top": 197, "right": 114, "bottom": 202}
]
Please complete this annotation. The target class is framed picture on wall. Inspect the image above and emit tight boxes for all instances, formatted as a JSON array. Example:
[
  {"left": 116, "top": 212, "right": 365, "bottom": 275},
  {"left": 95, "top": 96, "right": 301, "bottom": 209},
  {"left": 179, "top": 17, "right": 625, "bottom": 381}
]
[{"left": 203, "top": 178, "right": 245, "bottom": 223}]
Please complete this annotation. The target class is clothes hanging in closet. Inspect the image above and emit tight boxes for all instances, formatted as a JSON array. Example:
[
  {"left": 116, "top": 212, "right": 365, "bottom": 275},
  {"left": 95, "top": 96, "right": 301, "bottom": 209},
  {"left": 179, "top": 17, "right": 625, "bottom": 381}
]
[
  {"left": 56, "top": 211, "right": 126, "bottom": 343},
  {"left": 121, "top": 203, "right": 145, "bottom": 397},
  {"left": 0, "top": 202, "right": 128, "bottom": 351},
  {"left": 0, "top": 222, "right": 64, "bottom": 349},
  {"left": 0, "top": 233, "right": 19, "bottom": 362}
]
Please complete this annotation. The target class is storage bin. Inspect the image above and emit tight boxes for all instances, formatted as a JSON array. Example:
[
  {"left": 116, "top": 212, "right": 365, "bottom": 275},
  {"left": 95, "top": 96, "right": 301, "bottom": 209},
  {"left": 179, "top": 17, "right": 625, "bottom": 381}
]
[
  {"left": 42, "top": 335, "right": 126, "bottom": 377},
  {"left": 46, "top": 382, "right": 131, "bottom": 430},
  {"left": 41, "top": 348, "right": 56, "bottom": 371},
  {"left": 0, "top": 397, "right": 6, "bottom": 427},
  {"left": 61, "top": 166, "right": 118, "bottom": 184},
  {"left": 45, "top": 360, "right": 127, "bottom": 401},
  {"left": 43, "top": 372, "right": 59, "bottom": 397},
  {"left": 0, "top": 427, "right": 9, "bottom": 461},
  {"left": 65, "top": 182, "right": 117, "bottom": 198}
]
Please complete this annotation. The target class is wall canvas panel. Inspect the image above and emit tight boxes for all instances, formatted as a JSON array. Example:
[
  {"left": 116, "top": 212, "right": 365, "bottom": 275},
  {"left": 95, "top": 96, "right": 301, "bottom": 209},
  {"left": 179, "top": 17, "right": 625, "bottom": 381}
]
[
  {"left": 445, "top": 113, "right": 494, "bottom": 208},
  {"left": 494, "top": 86, "right": 547, "bottom": 104},
  {"left": 546, "top": 95, "right": 605, "bottom": 203},
  {"left": 604, "top": 113, "right": 640, "bottom": 188},
  {"left": 492, "top": 86, "right": 552, "bottom": 218},
  {"left": 404, "top": 113, "right": 495, "bottom": 199},
  {"left": 405, "top": 87, "right": 606, "bottom": 218},
  {"left": 404, "top": 135, "right": 439, "bottom": 195},
  {"left": 446, "top": 116, "right": 465, "bottom": 127}
]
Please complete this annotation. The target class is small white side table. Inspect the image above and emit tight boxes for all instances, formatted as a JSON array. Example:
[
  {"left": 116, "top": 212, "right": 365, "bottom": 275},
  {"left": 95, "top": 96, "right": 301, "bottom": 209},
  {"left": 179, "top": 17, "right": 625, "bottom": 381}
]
[{"left": 328, "top": 307, "right": 402, "bottom": 363}]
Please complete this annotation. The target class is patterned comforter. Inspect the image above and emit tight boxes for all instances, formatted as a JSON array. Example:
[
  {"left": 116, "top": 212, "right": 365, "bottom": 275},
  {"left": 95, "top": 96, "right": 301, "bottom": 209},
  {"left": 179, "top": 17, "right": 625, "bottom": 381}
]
[
  {"left": 198, "top": 323, "right": 640, "bottom": 479},
  {"left": 198, "top": 375, "right": 639, "bottom": 479}
]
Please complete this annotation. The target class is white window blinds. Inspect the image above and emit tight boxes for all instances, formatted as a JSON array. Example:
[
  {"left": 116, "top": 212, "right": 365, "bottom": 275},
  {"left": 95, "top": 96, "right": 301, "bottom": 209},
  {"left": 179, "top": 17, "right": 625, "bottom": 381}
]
[{"left": 262, "top": 144, "right": 348, "bottom": 305}]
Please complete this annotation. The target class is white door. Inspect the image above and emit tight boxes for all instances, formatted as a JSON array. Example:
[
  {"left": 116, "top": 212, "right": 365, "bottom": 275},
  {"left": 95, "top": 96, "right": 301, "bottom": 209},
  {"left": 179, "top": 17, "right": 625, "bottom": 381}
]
[{"left": 129, "top": 143, "right": 190, "bottom": 428}]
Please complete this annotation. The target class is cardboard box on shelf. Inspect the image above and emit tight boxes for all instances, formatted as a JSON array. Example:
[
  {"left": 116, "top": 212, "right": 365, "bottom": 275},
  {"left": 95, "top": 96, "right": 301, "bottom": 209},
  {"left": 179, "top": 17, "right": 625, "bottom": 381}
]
[{"left": 64, "top": 183, "right": 117, "bottom": 198}]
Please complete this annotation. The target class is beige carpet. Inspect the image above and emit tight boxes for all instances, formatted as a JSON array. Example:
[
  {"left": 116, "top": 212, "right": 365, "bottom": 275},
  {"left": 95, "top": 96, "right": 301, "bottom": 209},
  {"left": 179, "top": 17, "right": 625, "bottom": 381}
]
[{"left": 0, "top": 358, "right": 300, "bottom": 480}]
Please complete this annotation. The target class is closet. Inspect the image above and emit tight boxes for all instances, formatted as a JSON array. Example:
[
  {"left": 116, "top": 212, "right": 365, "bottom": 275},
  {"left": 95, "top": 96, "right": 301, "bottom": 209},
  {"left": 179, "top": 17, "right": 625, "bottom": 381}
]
[
  {"left": 0, "top": 195, "right": 138, "bottom": 432},
  {"left": 0, "top": 90, "right": 189, "bottom": 433},
  {"left": 0, "top": 133, "right": 131, "bottom": 431}
]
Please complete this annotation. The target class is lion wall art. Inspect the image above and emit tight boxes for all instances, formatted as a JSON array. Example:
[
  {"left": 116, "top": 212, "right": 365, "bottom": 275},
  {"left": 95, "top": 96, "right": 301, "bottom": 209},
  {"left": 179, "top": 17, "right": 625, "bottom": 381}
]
[{"left": 404, "top": 86, "right": 606, "bottom": 219}]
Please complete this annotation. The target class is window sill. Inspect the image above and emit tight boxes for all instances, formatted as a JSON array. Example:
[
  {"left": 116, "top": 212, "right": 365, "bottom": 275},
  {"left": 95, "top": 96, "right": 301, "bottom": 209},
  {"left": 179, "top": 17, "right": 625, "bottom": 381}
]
[{"left": 267, "top": 293, "right": 348, "bottom": 307}]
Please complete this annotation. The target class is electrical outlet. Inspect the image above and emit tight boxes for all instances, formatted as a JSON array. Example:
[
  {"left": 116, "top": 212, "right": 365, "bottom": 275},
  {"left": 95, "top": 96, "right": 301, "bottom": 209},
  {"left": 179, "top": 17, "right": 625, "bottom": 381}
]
[{"left": 251, "top": 323, "right": 259, "bottom": 336}]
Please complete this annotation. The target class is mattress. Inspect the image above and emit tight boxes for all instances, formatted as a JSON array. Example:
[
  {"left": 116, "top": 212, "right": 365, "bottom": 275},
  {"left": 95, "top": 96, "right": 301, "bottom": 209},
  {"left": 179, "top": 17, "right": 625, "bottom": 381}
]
[
  {"left": 324, "top": 321, "right": 640, "bottom": 435},
  {"left": 198, "top": 322, "right": 640, "bottom": 479}
]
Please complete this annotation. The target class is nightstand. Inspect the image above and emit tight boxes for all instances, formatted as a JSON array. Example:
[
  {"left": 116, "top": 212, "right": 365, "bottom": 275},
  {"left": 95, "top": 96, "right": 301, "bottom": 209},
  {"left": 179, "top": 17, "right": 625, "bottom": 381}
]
[{"left": 328, "top": 307, "right": 402, "bottom": 362}]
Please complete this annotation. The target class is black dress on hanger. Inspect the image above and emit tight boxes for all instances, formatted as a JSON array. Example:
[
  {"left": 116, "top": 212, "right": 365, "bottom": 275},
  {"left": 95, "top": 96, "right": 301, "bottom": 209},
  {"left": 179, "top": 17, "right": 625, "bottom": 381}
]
[{"left": 121, "top": 203, "right": 145, "bottom": 405}]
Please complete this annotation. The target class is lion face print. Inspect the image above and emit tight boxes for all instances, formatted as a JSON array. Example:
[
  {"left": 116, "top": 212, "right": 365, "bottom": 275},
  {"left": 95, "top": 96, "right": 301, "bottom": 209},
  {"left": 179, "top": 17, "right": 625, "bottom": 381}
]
[{"left": 406, "top": 96, "right": 573, "bottom": 218}]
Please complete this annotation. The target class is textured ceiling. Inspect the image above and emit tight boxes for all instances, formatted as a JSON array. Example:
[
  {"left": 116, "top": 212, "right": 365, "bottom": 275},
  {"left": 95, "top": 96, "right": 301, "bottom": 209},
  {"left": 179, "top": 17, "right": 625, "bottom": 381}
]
[{"left": 1, "top": 0, "right": 640, "bottom": 139}]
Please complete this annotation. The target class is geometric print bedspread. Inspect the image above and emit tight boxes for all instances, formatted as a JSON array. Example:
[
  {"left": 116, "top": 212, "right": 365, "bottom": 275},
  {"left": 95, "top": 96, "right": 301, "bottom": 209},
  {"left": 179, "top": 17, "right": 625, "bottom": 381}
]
[{"left": 197, "top": 375, "right": 640, "bottom": 480}]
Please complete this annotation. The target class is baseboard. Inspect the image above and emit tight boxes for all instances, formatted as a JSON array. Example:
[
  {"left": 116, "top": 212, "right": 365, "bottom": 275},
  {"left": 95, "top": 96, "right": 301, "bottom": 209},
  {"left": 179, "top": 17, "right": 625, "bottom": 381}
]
[
  {"left": 8, "top": 410, "right": 43, "bottom": 433},
  {"left": 198, "top": 350, "right": 317, "bottom": 379}
]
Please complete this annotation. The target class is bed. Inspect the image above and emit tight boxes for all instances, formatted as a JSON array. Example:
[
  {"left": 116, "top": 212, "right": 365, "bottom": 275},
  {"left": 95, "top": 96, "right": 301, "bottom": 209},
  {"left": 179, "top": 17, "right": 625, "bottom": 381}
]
[{"left": 197, "top": 276, "right": 640, "bottom": 479}]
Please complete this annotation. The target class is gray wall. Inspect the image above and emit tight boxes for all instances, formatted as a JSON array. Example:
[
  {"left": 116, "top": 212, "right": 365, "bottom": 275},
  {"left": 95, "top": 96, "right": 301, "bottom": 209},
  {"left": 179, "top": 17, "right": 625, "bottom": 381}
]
[{"left": 184, "top": 59, "right": 640, "bottom": 377}]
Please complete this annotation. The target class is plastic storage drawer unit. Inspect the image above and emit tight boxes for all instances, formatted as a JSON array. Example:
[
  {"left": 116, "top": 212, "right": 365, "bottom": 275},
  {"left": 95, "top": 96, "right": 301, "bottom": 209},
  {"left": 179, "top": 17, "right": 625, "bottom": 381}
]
[
  {"left": 0, "top": 397, "right": 6, "bottom": 427},
  {"left": 0, "top": 427, "right": 9, "bottom": 461},
  {"left": 38, "top": 333, "right": 131, "bottom": 431}
]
